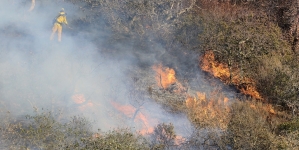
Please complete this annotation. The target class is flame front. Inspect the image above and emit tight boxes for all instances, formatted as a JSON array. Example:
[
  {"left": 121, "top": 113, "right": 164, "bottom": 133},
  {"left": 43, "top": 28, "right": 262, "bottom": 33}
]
[
  {"left": 200, "top": 51, "right": 262, "bottom": 99},
  {"left": 200, "top": 51, "right": 231, "bottom": 81},
  {"left": 152, "top": 64, "right": 177, "bottom": 89}
]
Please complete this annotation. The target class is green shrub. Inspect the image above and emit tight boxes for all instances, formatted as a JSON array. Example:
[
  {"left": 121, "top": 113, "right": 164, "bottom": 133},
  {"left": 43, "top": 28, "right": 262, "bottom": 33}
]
[
  {"left": 225, "top": 101, "right": 274, "bottom": 150},
  {"left": 0, "top": 111, "right": 149, "bottom": 149},
  {"left": 75, "top": 129, "right": 150, "bottom": 150},
  {"left": 277, "top": 119, "right": 299, "bottom": 133},
  {"left": 0, "top": 111, "right": 92, "bottom": 149}
]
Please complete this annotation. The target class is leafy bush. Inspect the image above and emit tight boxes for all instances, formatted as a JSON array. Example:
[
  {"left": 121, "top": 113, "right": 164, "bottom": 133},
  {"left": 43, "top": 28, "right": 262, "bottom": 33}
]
[
  {"left": 0, "top": 111, "right": 149, "bottom": 149},
  {"left": 73, "top": 129, "right": 149, "bottom": 150},
  {"left": 0, "top": 111, "right": 92, "bottom": 149},
  {"left": 277, "top": 118, "right": 299, "bottom": 133},
  {"left": 224, "top": 101, "right": 274, "bottom": 150}
]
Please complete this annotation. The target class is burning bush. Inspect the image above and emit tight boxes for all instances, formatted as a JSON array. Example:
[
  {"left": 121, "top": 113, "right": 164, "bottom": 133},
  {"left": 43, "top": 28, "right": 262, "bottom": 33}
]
[
  {"left": 200, "top": 50, "right": 262, "bottom": 100},
  {"left": 152, "top": 64, "right": 186, "bottom": 93},
  {"left": 149, "top": 64, "right": 188, "bottom": 113},
  {"left": 152, "top": 64, "right": 177, "bottom": 90},
  {"left": 197, "top": 1, "right": 299, "bottom": 111}
]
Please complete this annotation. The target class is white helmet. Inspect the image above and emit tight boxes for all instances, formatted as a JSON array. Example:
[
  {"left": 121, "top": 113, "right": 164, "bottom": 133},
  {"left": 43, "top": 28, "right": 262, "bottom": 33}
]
[{"left": 60, "top": 8, "right": 66, "bottom": 15}]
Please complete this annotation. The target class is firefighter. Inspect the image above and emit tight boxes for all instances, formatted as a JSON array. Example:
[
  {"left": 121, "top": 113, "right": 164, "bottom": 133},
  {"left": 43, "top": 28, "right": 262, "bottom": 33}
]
[{"left": 50, "top": 8, "right": 68, "bottom": 42}]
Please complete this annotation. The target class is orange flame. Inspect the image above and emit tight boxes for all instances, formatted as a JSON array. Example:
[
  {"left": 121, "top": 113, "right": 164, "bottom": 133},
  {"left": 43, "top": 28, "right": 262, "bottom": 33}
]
[
  {"left": 186, "top": 96, "right": 196, "bottom": 109},
  {"left": 152, "top": 64, "right": 177, "bottom": 89},
  {"left": 200, "top": 51, "right": 231, "bottom": 81},
  {"left": 110, "top": 101, "right": 154, "bottom": 135},
  {"left": 200, "top": 51, "right": 262, "bottom": 99},
  {"left": 186, "top": 91, "right": 230, "bottom": 129},
  {"left": 197, "top": 92, "right": 206, "bottom": 102},
  {"left": 72, "top": 94, "right": 86, "bottom": 104},
  {"left": 110, "top": 101, "right": 135, "bottom": 116},
  {"left": 174, "top": 135, "right": 186, "bottom": 145},
  {"left": 78, "top": 101, "right": 94, "bottom": 111},
  {"left": 138, "top": 114, "right": 154, "bottom": 135},
  {"left": 71, "top": 93, "right": 102, "bottom": 113}
]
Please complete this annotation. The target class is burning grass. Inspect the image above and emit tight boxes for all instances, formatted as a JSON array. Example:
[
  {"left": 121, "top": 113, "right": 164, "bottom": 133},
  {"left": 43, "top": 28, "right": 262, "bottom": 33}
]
[
  {"left": 151, "top": 63, "right": 233, "bottom": 128},
  {"left": 151, "top": 63, "right": 233, "bottom": 129},
  {"left": 186, "top": 91, "right": 231, "bottom": 130}
]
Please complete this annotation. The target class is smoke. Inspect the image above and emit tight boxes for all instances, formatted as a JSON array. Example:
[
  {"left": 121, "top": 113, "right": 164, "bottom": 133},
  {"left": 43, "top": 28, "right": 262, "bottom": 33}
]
[
  {"left": 0, "top": 0, "right": 124, "bottom": 130},
  {"left": 0, "top": 0, "right": 195, "bottom": 136}
]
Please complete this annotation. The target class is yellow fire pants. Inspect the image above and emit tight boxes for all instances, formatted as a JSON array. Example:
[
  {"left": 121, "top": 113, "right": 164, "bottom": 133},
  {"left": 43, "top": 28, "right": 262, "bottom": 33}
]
[{"left": 50, "top": 23, "right": 63, "bottom": 42}]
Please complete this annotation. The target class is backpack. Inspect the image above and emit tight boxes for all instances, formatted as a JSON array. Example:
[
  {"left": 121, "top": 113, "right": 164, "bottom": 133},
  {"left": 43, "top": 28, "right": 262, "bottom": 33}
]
[{"left": 52, "top": 14, "right": 62, "bottom": 25}]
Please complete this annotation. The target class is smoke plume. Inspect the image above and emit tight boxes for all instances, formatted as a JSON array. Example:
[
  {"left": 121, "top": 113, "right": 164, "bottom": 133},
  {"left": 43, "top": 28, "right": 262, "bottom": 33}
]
[{"left": 0, "top": 0, "right": 195, "bottom": 137}]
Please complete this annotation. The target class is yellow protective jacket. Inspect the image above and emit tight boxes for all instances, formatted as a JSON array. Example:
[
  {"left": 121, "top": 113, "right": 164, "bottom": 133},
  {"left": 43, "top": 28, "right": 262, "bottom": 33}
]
[{"left": 55, "top": 13, "right": 68, "bottom": 25}]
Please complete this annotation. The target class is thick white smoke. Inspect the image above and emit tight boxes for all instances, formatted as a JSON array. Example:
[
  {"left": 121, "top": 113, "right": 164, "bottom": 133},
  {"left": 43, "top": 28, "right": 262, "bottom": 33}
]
[{"left": 0, "top": 0, "right": 193, "bottom": 136}]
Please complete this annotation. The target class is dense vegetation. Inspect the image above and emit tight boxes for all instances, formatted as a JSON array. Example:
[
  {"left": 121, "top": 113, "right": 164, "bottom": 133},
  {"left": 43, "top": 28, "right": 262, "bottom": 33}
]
[{"left": 2, "top": 0, "right": 299, "bottom": 149}]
